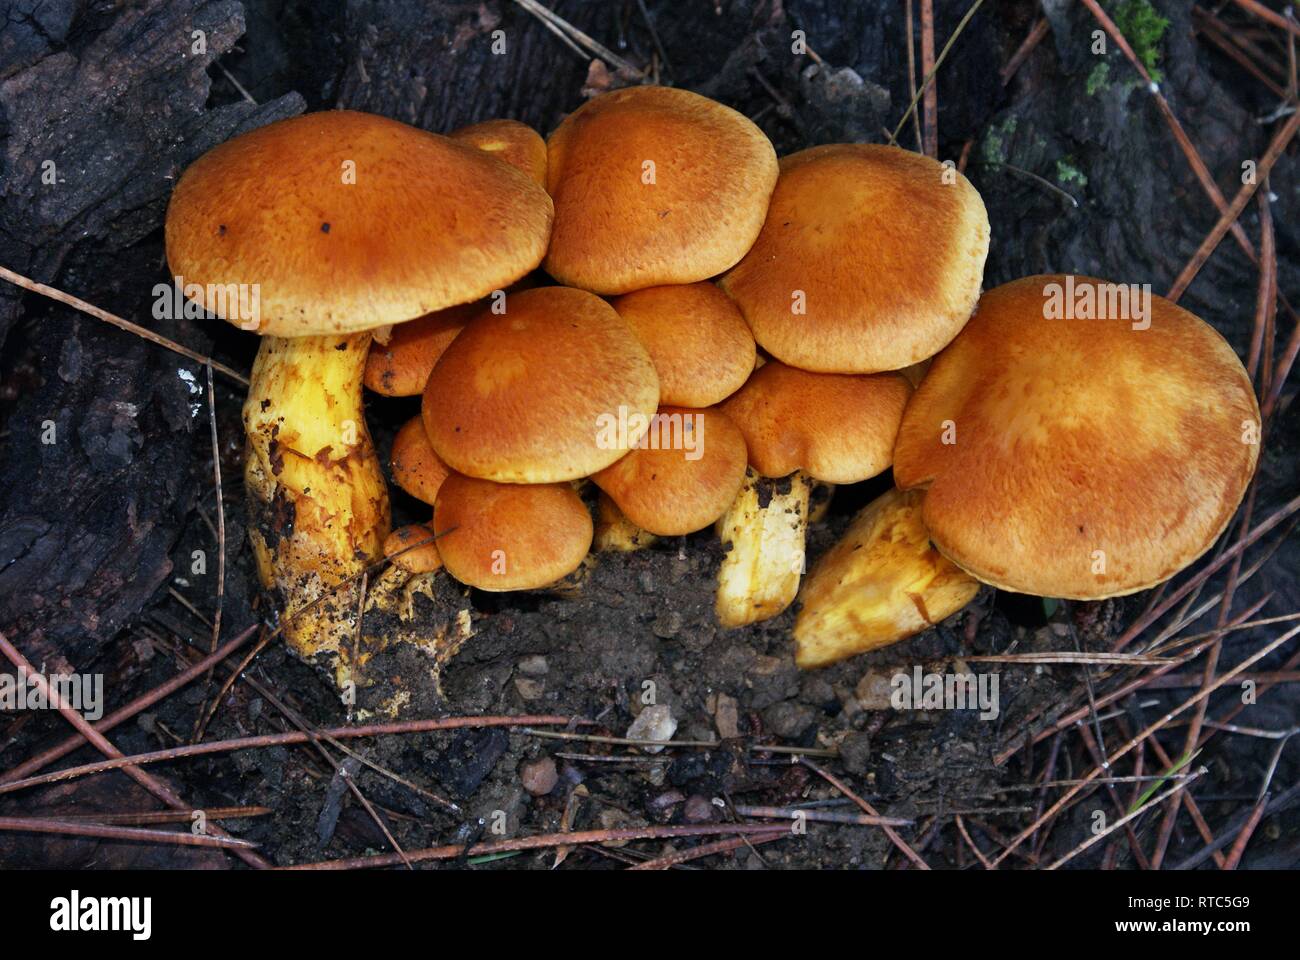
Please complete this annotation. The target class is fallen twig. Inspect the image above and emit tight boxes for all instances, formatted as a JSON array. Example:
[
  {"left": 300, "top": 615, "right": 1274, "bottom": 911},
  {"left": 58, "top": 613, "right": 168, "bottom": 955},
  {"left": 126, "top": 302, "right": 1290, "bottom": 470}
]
[
  {"left": 0, "top": 715, "right": 581, "bottom": 797},
  {"left": 0, "top": 816, "right": 260, "bottom": 850},
  {"left": 0, "top": 264, "right": 249, "bottom": 385},
  {"left": 282, "top": 822, "right": 797, "bottom": 870}
]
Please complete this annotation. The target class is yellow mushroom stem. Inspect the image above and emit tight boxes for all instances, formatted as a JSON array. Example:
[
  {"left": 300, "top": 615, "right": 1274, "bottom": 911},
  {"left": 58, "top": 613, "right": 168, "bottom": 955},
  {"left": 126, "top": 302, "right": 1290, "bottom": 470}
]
[
  {"left": 594, "top": 491, "right": 659, "bottom": 553},
  {"left": 793, "top": 488, "right": 980, "bottom": 668},
  {"left": 715, "top": 469, "right": 812, "bottom": 628},
  {"left": 243, "top": 333, "right": 390, "bottom": 690}
]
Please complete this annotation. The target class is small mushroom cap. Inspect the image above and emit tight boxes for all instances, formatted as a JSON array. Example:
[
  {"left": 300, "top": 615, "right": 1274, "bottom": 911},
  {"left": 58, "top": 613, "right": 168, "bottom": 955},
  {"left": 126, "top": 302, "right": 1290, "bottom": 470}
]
[
  {"left": 592, "top": 406, "right": 748, "bottom": 536},
  {"left": 434, "top": 473, "right": 593, "bottom": 591},
  {"left": 893, "top": 275, "right": 1261, "bottom": 599},
  {"left": 383, "top": 524, "right": 444, "bottom": 574},
  {"left": 365, "top": 274, "right": 544, "bottom": 396},
  {"left": 719, "top": 360, "right": 912, "bottom": 484},
  {"left": 364, "top": 301, "right": 481, "bottom": 396},
  {"left": 544, "top": 86, "right": 779, "bottom": 294},
  {"left": 611, "top": 283, "right": 756, "bottom": 407},
  {"left": 165, "top": 110, "right": 553, "bottom": 336},
  {"left": 794, "top": 488, "right": 980, "bottom": 668},
  {"left": 719, "top": 143, "right": 989, "bottom": 373},
  {"left": 450, "top": 118, "right": 548, "bottom": 186},
  {"left": 390, "top": 416, "right": 452, "bottom": 505},
  {"left": 423, "top": 286, "right": 660, "bottom": 483}
]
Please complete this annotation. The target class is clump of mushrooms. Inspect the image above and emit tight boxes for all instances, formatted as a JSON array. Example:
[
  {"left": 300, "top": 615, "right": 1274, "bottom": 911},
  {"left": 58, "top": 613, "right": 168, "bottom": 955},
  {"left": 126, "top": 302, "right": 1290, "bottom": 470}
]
[{"left": 160, "top": 85, "right": 1263, "bottom": 697}]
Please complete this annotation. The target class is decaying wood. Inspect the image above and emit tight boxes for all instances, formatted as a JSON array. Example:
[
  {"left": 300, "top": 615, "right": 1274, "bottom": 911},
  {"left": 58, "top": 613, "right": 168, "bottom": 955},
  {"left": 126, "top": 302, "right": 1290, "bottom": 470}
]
[{"left": 0, "top": 0, "right": 301, "bottom": 668}]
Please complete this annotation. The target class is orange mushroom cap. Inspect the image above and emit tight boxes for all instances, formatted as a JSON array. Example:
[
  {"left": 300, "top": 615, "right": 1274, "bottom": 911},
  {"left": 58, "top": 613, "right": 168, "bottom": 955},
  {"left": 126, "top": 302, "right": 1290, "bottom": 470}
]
[
  {"left": 544, "top": 86, "right": 778, "bottom": 294},
  {"left": 592, "top": 406, "right": 748, "bottom": 536},
  {"left": 383, "top": 524, "right": 444, "bottom": 574},
  {"left": 364, "top": 301, "right": 481, "bottom": 397},
  {"left": 422, "top": 286, "right": 659, "bottom": 483},
  {"left": 450, "top": 118, "right": 548, "bottom": 186},
  {"left": 434, "top": 473, "right": 593, "bottom": 590},
  {"left": 165, "top": 110, "right": 553, "bottom": 336},
  {"left": 611, "top": 283, "right": 756, "bottom": 407},
  {"left": 893, "top": 275, "right": 1261, "bottom": 599},
  {"left": 719, "top": 360, "right": 912, "bottom": 483},
  {"left": 390, "top": 415, "right": 452, "bottom": 505},
  {"left": 719, "top": 143, "right": 989, "bottom": 373}
]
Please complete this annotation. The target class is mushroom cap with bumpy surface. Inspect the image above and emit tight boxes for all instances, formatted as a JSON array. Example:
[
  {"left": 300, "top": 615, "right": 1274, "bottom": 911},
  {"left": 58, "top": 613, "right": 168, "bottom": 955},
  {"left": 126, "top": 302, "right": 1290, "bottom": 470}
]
[
  {"left": 611, "top": 282, "right": 757, "bottom": 407},
  {"left": 544, "top": 86, "right": 779, "bottom": 295},
  {"left": 422, "top": 286, "right": 660, "bottom": 483},
  {"left": 719, "top": 143, "right": 989, "bottom": 374},
  {"left": 893, "top": 274, "right": 1260, "bottom": 600},
  {"left": 719, "top": 360, "right": 912, "bottom": 484},
  {"left": 165, "top": 110, "right": 553, "bottom": 336},
  {"left": 434, "top": 473, "right": 593, "bottom": 591},
  {"left": 592, "top": 405, "right": 749, "bottom": 536}
]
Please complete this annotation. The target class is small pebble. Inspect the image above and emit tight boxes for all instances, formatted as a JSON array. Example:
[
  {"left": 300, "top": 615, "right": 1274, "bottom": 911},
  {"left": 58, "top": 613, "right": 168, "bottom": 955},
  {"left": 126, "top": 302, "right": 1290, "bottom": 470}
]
[
  {"left": 514, "top": 676, "right": 545, "bottom": 700},
  {"left": 683, "top": 794, "right": 716, "bottom": 823},
  {"left": 714, "top": 693, "right": 740, "bottom": 739},
  {"left": 763, "top": 700, "right": 817, "bottom": 740},
  {"left": 854, "top": 670, "right": 895, "bottom": 711},
  {"left": 648, "top": 790, "right": 685, "bottom": 816},
  {"left": 519, "top": 756, "right": 558, "bottom": 796},
  {"left": 652, "top": 611, "right": 683, "bottom": 639},
  {"left": 626, "top": 703, "right": 677, "bottom": 753},
  {"left": 839, "top": 732, "right": 873, "bottom": 776},
  {"left": 598, "top": 808, "right": 642, "bottom": 848},
  {"left": 518, "top": 655, "right": 549, "bottom": 676}
]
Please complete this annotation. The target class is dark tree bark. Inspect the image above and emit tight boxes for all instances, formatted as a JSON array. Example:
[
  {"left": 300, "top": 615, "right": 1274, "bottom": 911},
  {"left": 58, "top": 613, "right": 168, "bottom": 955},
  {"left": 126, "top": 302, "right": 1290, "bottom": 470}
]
[{"left": 0, "top": 0, "right": 301, "bottom": 668}]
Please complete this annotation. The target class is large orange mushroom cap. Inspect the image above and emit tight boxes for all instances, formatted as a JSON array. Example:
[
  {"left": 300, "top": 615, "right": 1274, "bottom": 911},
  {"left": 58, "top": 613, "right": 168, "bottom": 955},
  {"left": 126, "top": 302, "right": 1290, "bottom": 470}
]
[
  {"left": 544, "top": 86, "right": 779, "bottom": 294},
  {"left": 165, "top": 110, "right": 553, "bottom": 336},
  {"left": 893, "top": 275, "right": 1261, "bottom": 599},
  {"left": 611, "top": 283, "right": 756, "bottom": 407},
  {"left": 592, "top": 405, "right": 748, "bottom": 536},
  {"left": 719, "top": 360, "right": 912, "bottom": 483},
  {"left": 434, "top": 473, "right": 593, "bottom": 591},
  {"left": 719, "top": 143, "right": 989, "bottom": 373},
  {"left": 422, "top": 286, "right": 660, "bottom": 483}
]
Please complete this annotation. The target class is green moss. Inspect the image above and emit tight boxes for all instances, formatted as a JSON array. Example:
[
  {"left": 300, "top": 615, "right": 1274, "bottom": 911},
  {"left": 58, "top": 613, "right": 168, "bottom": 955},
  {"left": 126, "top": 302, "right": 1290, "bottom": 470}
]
[
  {"left": 1086, "top": 60, "right": 1110, "bottom": 96},
  {"left": 1111, "top": 0, "right": 1169, "bottom": 83},
  {"left": 1055, "top": 157, "right": 1088, "bottom": 188},
  {"left": 980, "top": 115, "right": 1018, "bottom": 166}
]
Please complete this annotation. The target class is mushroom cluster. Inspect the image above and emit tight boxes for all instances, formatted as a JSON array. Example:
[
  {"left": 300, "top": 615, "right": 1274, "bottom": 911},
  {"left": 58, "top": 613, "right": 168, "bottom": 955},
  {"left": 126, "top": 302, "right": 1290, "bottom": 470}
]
[{"left": 164, "top": 87, "right": 1260, "bottom": 697}]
